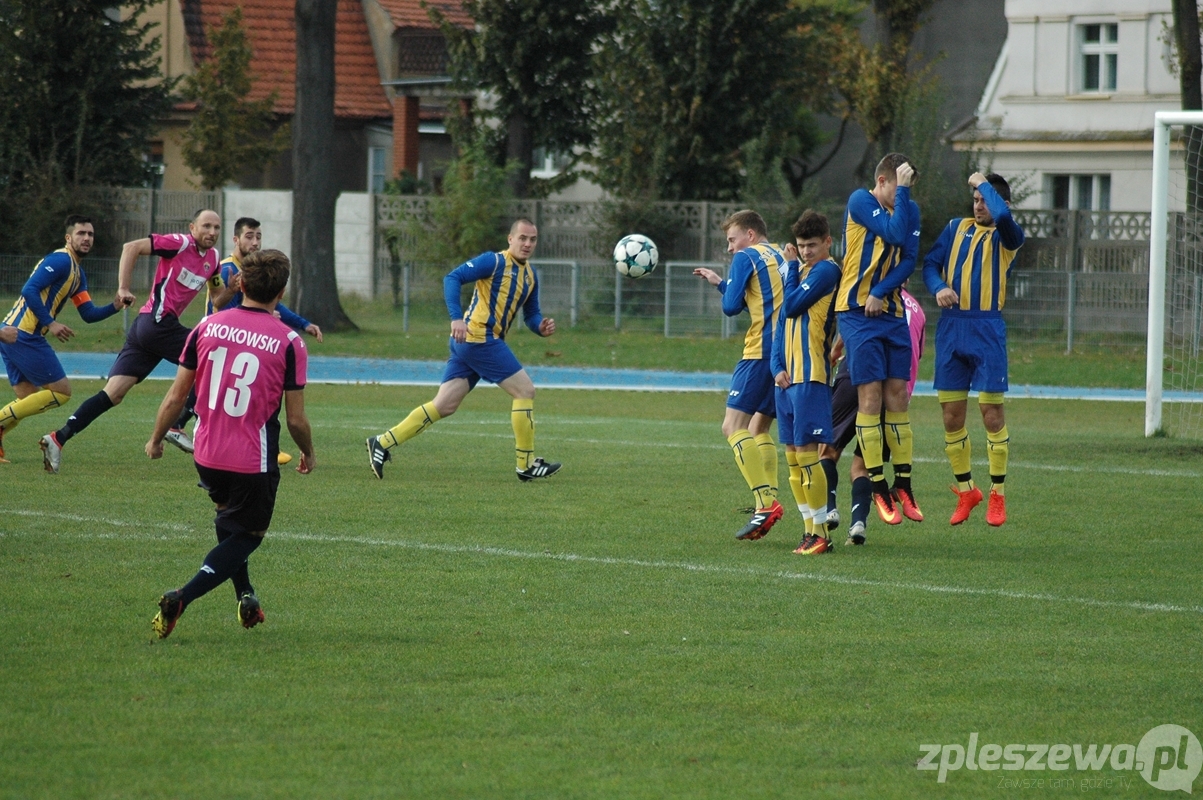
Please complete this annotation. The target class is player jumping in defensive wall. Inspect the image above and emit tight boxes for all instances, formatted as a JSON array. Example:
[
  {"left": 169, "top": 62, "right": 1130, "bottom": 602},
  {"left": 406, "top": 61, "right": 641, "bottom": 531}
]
[
  {"left": 693, "top": 210, "right": 787, "bottom": 541},
  {"left": 835, "top": 153, "right": 923, "bottom": 527},
  {"left": 365, "top": 218, "right": 561, "bottom": 482},
  {"left": 922, "top": 172, "right": 1025, "bottom": 527},
  {"left": 40, "top": 209, "right": 234, "bottom": 473},
  {"left": 771, "top": 210, "right": 841, "bottom": 555},
  {"left": 145, "top": 248, "right": 315, "bottom": 639},
  {"left": 0, "top": 216, "right": 124, "bottom": 463}
]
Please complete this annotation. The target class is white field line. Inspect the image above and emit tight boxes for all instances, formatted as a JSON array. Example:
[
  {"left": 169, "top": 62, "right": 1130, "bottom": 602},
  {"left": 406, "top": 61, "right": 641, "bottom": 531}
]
[{"left": 3, "top": 509, "right": 1199, "bottom": 616}]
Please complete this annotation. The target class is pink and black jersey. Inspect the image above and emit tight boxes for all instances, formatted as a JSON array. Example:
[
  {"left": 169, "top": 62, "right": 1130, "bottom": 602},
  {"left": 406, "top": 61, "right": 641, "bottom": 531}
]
[
  {"left": 901, "top": 289, "right": 926, "bottom": 398},
  {"left": 181, "top": 306, "right": 308, "bottom": 474},
  {"left": 140, "top": 233, "right": 222, "bottom": 322}
]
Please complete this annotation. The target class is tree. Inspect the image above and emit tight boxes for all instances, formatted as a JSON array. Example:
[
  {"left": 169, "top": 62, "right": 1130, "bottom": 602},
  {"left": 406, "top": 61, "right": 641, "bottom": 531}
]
[
  {"left": 435, "top": 0, "right": 614, "bottom": 198},
  {"left": 1171, "top": 0, "right": 1203, "bottom": 211},
  {"left": 178, "top": 6, "right": 289, "bottom": 190},
  {"left": 291, "top": 0, "right": 355, "bottom": 330},
  {"left": 0, "top": 0, "right": 173, "bottom": 254}
]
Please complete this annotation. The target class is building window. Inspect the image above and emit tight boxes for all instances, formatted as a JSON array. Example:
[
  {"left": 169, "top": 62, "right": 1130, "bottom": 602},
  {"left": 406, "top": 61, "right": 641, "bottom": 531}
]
[
  {"left": 1047, "top": 174, "right": 1111, "bottom": 211},
  {"left": 530, "top": 147, "right": 572, "bottom": 179},
  {"left": 368, "top": 147, "right": 387, "bottom": 194},
  {"left": 1080, "top": 23, "right": 1118, "bottom": 92}
]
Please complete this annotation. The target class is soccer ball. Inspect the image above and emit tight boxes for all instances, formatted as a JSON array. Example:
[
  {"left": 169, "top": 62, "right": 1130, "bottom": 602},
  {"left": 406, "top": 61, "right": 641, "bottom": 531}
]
[{"left": 613, "top": 234, "right": 659, "bottom": 279}]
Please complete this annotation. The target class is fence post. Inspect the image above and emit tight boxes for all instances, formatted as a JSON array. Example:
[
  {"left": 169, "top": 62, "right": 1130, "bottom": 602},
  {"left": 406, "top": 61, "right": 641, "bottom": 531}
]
[
  {"left": 664, "top": 262, "right": 672, "bottom": 337},
  {"left": 699, "top": 201, "right": 709, "bottom": 261},
  {"left": 402, "top": 261, "right": 410, "bottom": 333},
  {"left": 614, "top": 269, "right": 622, "bottom": 330},
  {"left": 1067, "top": 210, "right": 1080, "bottom": 272},
  {"left": 570, "top": 260, "right": 579, "bottom": 328},
  {"left": 1065, "top": 271, "right": 1076, "bottom": 353},
  {"left": 1194, "top": 274, "right": 1202, "bottom": 358}
]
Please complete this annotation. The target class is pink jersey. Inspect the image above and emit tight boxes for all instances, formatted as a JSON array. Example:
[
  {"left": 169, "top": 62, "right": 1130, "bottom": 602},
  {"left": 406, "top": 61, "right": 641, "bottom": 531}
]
[
  {"left": 901, "top": 288, "right": 926, "bottom": 397},
  {"left": 181, "top": 306, "right": 308, "bottom": 474},
  {"left": 140, "top": 233, "right": 221, "bottom": 322}
]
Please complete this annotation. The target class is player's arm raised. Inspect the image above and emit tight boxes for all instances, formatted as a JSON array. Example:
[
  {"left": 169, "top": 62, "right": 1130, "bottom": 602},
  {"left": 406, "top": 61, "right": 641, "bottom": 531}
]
[
  {"left": 146, "top": 366, "right": 196, "bottom": 459},
  {"left": 117, "top": 237, "right": 153, "bottom": 308},
  {"left": 285, "top": 389, "right": 316, "bottom": 473}
]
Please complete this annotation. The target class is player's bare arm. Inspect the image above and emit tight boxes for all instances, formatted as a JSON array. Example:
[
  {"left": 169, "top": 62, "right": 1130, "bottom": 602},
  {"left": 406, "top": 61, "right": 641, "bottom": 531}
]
[
  {"left": 305, "top": 324, "right": 323, "bottom": 343},
  {"left": 208, "top": 277, "right": 241, "bottom": 311},
  {"left": 117, "top": 237, "right": 153, "bottom": 308},
  {"left": 146, "top": 367, "right": 197, "bottom": 459},
  {"left": 539, "top": 318, "right": 556, "bottom": 337},
  {"left": 285, "top": 389, "right": 316, "bottom": 474},
  {"left": 693, "top": 267, "right": 722, "bottom": 286}
]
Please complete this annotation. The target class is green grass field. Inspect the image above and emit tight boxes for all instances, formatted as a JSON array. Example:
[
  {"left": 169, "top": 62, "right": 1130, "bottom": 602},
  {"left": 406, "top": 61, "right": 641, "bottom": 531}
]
[{"left": 2, "top": 380, "right": 1200, "bottom": 798}]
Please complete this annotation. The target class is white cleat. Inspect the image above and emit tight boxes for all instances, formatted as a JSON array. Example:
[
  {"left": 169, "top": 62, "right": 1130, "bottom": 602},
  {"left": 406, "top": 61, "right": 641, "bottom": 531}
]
[
  {"left": 164, "top": 428, "right": 194, "bottom": 454},
  {"left": 40, "top": 433, "right": 62, "bottom": 474}
]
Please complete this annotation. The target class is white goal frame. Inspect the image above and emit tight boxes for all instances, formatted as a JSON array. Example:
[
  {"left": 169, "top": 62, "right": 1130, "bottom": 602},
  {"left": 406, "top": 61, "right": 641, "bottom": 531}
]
[{"left": 1146, "top": 111, "right": 1203, "bottom": 435}]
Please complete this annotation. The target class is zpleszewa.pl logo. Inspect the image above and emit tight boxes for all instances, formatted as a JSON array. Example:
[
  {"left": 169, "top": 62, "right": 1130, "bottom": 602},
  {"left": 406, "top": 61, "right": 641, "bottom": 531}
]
[{"left": 917, "top": 725, "right": 1202, "bottom": 791}]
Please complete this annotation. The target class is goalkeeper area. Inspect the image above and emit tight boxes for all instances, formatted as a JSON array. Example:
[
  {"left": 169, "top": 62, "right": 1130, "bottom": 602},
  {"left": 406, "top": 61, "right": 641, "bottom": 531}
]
[{"left": 1, "top": 381, "right": 1200, "bottom": 798}]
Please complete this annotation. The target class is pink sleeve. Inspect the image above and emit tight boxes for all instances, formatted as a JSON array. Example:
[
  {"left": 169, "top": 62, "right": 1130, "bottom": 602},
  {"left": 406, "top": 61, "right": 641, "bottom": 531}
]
[{"left": 149, "top": 233, "right": 189, "bottom": 258}]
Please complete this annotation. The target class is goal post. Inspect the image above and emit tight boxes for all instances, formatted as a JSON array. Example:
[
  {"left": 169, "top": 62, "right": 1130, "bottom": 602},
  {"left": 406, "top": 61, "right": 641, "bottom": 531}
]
[{"left": 1147, "top": 110, "right": 1203, "bottom": 437}]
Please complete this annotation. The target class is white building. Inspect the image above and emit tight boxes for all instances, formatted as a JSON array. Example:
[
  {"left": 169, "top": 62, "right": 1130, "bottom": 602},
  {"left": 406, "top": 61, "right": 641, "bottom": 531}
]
[{"left": 953, "top": 0, "right": 1181, "bottom": 211}]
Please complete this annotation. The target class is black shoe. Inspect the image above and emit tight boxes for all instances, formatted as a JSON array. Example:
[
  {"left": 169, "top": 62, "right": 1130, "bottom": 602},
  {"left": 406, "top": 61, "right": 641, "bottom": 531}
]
[
  {"left": 366, "top": 436, "right": 391, "bottom": 479},
  {"left": 237, "top": 592, "right": 264, "bottom": 629},
  {"left": 153, "top": 590, "right": 185, "bottom": 639},
  {"left": 517, "top": 457, "right": 561, "bottom": 482}
]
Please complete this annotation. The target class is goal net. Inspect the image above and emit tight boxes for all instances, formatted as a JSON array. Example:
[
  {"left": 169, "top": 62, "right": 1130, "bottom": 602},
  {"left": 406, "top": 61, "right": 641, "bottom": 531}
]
[{"left": 1147, "top": 111, "right": 1203, "bottom": 438}]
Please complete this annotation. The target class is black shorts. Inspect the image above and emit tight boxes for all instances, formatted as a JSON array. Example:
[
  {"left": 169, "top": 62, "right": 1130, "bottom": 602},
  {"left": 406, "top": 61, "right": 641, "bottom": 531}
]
[
  {"left": 109, "top": 313, "right": 190, "bottom": 381},
  {"left": 195, "top": 464, "right": 281, "bottom": 535},
  {"left": 829, "top": 363, "right": 892, "bottom": 462}
]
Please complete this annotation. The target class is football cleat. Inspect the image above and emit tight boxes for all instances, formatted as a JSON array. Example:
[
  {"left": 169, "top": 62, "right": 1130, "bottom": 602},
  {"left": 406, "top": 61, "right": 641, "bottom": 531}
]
[
  {"left": 825, "top": 507, "right": 840, "bottom": 531},
  {"left": 794, "top": 535, "right": 831, "bottom": 555},
  {"left": 949, "top": 485, "right": 984, "bottom": 525},
  {"left": 39, "top": 432, "right": 62, "bottom": 474},
  {"left": 735, "top": 504, "right": 781, "bottom": 540},
  {"left": 845, "top": 520, "right": 866, "bottom": 546},
  {"left": 0, "top": 424, "right": 8, "bottom": 463},
  {"left": 237, "top": 592, "right": 265, "bottom": 629},
  {"left": 164, "top": 427, "right": 194, "bottom": 454},
  {"left": 892, "top": 486, "right": 924, "bottom": 522},
  {"left": 986, "top": 488, "right": 1006, "bottom": 527},
  {"left": 872, "top": 487, "right": 902, "bottom": 525},
  {"left": 366, "top": 436, "right": 391, "bottom": 479},
  {"left": 152, "top": 589, "right": 185, "bottom": 639},
  {"left": 517, "top": 457, "right": 561, "bottom": 482},
  {"left": 766, "top": 500, "right": 784, "bottom": 526},
  {"left": 793, "top": 533, "right": 816, "bottom": 554}
]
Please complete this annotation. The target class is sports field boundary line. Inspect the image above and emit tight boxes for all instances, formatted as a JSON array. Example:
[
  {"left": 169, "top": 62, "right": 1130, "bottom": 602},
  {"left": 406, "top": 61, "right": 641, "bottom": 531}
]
[{"left": 5, "top": 509, "right": 1199, "bottom": 616}]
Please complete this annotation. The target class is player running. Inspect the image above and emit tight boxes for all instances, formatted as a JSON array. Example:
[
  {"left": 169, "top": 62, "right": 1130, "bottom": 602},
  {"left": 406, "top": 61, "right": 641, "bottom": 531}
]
[
  {"left": 145, "top": 248, "right": 315, "bottom": 639},
  {"left": 0, "top": 216, "right": 124, "bottom": 462},
  {"left": 771, "top": 211, "right": 841, "bottom": 555},
  {"left": 693, "top": 210, "right": 787, "bottom": 541},
  {"left": 40, "top": 209, "right": 232, "bottom": 473},
  {"left": 922, "top": 172, "right": 1025, "bottom": 526},
  {"left": 366, "top": 218, "right": 561, "bottom": 481}
]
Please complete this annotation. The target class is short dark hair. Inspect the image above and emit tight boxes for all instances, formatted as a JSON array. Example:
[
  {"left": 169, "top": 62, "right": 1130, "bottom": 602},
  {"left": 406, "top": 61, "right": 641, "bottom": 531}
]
[
  {"left": 791, "top": 209, "right": 830, "bottom": 241},
  {"left": 240, "top": 249, "right": 291, "bottom": 303},
  {"left": 192, "top": 208, "right": 218, "bottom": 222},
  {"left": 64, "top": 215, "right": 93, "bottom": 232},
  {"left": 722, "top": 209, "right": 768, "bottom": 239},
  {"left": 510, "top": 217, "right": 537, "bottom": 234},
  {"left": 874, "top": 152, "right": 916, "bottom": 183},
  {"left": 234, "top": 217, "right": 261, "bottom": 236},
  {"left": 984, "top": 173, "right": 1011, "bottom": 202}
]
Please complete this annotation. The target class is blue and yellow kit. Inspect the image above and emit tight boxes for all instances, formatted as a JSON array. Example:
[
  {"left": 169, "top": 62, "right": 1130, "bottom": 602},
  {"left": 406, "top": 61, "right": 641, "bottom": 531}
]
[
  {"left": 207, "top": 254, "right": 313, "bottom": 331},
  {"left": 445, "top": 250, "right": 544, "bottom": 342},
  {"left": 716, "top": 243, "right": 787, "bottom": 360},
  {"left": 772, "top": 258, "right": 841, "bottom": 385},
  {"left": 837, "top": 187, "right": 921, "bottom": 318},
  {"left": 3, "top": 249, "right": 116, "bottom": 335}
]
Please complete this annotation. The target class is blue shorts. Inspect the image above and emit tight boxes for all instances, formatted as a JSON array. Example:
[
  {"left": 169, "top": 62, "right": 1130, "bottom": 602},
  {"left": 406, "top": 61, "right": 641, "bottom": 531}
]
[
  {"left": 934, "top": 313, "right": 1008, "bottom": 394},
  {"left": 1, "top": 331, "right": 67, "bottom": 386},
  {"left": 836, "top": 311, "right": 911, "bottom": 387},
  {"left": 443, "top": 337, "right": 524, "bottom": 389},
  {"left": 727, "top": 359, "right": 775, "bottom": 417},
  {"left": 775, "top": 381, "right": 833, "bottom": 447}
]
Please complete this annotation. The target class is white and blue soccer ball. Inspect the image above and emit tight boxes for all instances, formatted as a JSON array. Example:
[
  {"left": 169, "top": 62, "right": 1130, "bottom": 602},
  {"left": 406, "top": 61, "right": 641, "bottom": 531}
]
[{"left": 613, "top": 233, "right": 659, "bottom": 279}]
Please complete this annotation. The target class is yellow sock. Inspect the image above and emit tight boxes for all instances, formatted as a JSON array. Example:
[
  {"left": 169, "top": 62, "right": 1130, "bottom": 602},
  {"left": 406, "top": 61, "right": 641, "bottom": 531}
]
[
  {"left": 512, "top": 399, "right": 535, "bottom": 471},
  {"left": 755, "top": 432, "right": 778, "bottom": 500},
  {"left": 855, "top": 412, "right": 884, "bottom": 474},
  {"left": 944, "top": 427, "right": 974, "bottom": 491},
  {"left": 0, "top": 390, "right": 69, "bottom": 429},
  {"left": 786, "top": 450, "right": 806, "bottom": 514},
  {"left": 883, "top": 410, "right": 912, "bottom": 476},
  {"left": 986, "top": 425, "right": 1009, "bottom": 495},
  {"left": 797, "top": 449, "right": 827, "bottom": 530},
  {"left": 381, "top": 402, "right": 441, "bottom": 449},
  {"left": 728, "top": 429, "right": 772, "bottom": 509}
]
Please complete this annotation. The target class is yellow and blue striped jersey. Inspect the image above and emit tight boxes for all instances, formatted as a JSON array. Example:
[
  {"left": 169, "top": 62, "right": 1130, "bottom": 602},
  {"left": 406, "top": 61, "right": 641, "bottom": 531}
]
[
  {"left": 445, "top": 250, "right": 544, "bottom": 343},
  {"left": 772, "top": 258, "right": 841, "bottom": 384},
  {"left": 921, "top": 182, "right": 1025, "bottom": 313},
  {"left": 717, "top": 242, "right": 786, "bottom": 360},
  {"left": 4, "top": 249, "right": 87, "bottom": 335},
  {"left": 837, "top": 187, "right": 921, "bottom": 317}
]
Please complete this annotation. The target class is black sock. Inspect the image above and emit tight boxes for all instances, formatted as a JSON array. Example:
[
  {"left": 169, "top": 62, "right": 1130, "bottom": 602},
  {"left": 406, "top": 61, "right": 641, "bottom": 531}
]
[
  {"left": 179, "top": 532, "right": 262, "bottom": 606},
  {"left": 821, "top": 458, "right": 838, "bottom": 513},
  {"left": 851, "top": 476, "right": 873, "bottom": 526},
  {"left": 56, "top": 390, "right": 114, "bottom": 444},
  {"left": 215, "top": 526, "right": 254, "bottom": 598},
  {"left": 173, "top": 387, "right": 197, "bottom": 431},
  {"left": 892, "top": 466, "right": 911, "bottom": 492}
]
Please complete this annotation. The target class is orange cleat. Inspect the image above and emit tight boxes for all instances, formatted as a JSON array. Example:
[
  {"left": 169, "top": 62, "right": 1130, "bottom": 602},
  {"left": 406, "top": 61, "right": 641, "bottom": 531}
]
[
  {"left": 986, "top": 488, "right": 1006, "bottom": 527},
  {"left": 892, "top": 486, "right": 924, "bottom": 522},
  {"left": 873, "top": 488, "right": 902, "bottom": 525},
  {"left": 794, "top": 534, "right": 831, "bottom": 555},
  {"left": 949, "top": 485, "right": 983, "bottom": 525}
]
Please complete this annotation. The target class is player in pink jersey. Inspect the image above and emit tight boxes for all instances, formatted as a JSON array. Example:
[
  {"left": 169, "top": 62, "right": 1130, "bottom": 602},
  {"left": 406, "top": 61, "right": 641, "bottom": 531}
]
[
  {"left": 144, "top": 248, "right": 315, "bottom": 639},
  {"left": 40, "top": 209, "right": 236, "bottom": 473},
  {"left": 820, "top": 286, "right": 926, "bottom": 545}
]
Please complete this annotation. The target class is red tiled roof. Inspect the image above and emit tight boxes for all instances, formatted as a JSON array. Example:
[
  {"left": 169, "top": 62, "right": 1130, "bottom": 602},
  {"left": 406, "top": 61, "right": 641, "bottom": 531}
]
[
  {"left": 374, "top": 0, "right": 471, "bottom": 29},
  {"left": 184, "top": 0, "right": 392, "bottom": 121}
]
